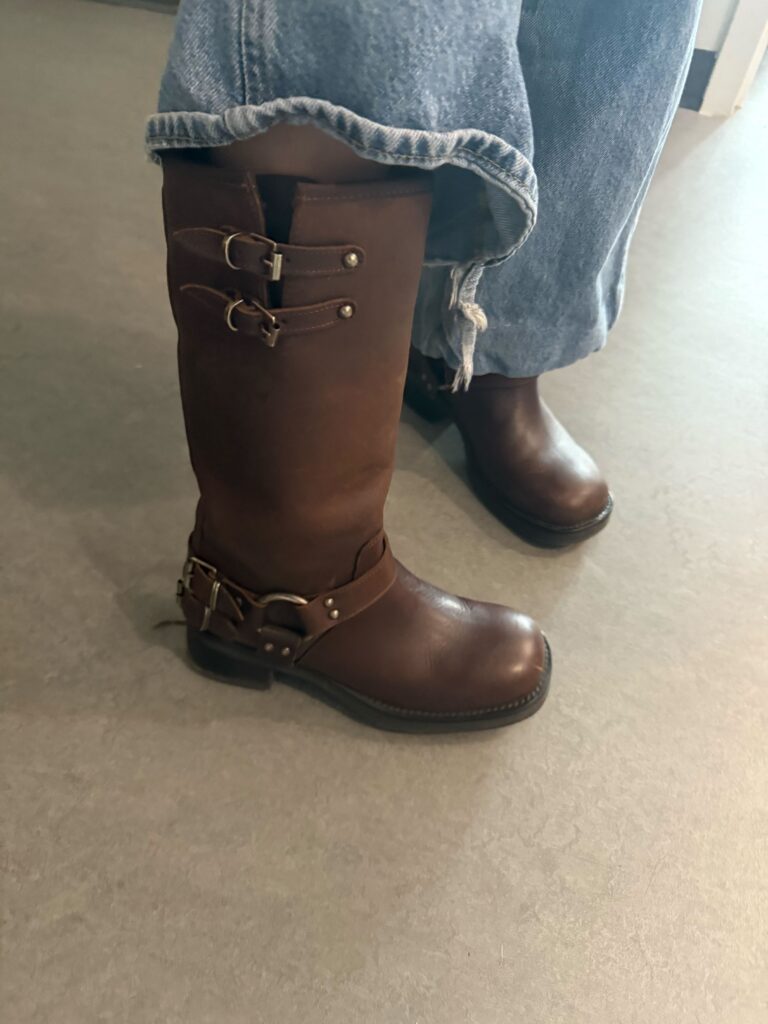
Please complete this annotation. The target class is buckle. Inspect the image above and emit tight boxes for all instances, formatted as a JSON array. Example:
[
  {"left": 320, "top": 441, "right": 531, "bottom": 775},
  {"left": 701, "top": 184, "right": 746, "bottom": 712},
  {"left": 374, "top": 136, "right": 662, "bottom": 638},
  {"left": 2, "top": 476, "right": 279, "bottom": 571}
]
[
  {"left": 224, "top": 297, "right": 281, "bottom": 347},
  {"left": 177, "top": 555, "right": 221, "bottom": 632},
  {"left": 222, "top": 231, "right": 284, "bottom": 282},
  {"left": 261, "top": 241, "right": 284, "bottom": 283},
  {"left": 178, "top": 554, "right": 309, "bottom": 633},
  {"left": 224, "top": 297, "right": 244, "bottom": 332},
  {"left": 253, "top": 302, "right": 281, "bottom": 347}
]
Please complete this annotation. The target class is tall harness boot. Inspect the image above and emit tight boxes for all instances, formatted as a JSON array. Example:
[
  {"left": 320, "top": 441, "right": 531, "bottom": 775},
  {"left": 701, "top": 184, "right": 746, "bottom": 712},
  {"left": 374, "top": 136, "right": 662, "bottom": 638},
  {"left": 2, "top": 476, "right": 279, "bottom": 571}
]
[{"left": 164, "top": 155, "right": 551, "bottom": 732}]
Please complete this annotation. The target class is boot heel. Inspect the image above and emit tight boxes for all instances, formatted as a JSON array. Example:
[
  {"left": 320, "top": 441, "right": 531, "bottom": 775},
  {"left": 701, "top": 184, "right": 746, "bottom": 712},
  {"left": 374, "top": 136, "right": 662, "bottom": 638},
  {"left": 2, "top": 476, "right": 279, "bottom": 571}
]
[
  {"left": 186, "top": 628, "right": 274, "bottom": 689},
  {"left": 403, "top": 372, "right": 450, "bottom": 423}
]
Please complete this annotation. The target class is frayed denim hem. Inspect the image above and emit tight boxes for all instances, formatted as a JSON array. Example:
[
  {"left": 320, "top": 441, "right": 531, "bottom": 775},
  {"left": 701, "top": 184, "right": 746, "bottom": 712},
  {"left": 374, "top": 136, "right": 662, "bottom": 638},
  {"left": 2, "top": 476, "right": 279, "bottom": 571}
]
[{"left": 146, "top": 97, "right": 538, "bottom": 383}]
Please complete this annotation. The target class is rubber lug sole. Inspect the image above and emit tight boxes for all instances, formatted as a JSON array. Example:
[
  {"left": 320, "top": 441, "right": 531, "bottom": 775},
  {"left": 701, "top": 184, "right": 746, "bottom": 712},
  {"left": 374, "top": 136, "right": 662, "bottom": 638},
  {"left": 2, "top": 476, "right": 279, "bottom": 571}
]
[{"left": 187, "top": 627, "right": 551, "bottom": 734}]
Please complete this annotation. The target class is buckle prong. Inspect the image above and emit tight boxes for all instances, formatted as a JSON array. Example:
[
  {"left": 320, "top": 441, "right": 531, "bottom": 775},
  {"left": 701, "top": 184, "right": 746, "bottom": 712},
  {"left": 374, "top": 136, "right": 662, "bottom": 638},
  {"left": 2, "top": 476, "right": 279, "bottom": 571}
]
[{"left": 247, "top": 300, "right": 281, "bottom": 348}]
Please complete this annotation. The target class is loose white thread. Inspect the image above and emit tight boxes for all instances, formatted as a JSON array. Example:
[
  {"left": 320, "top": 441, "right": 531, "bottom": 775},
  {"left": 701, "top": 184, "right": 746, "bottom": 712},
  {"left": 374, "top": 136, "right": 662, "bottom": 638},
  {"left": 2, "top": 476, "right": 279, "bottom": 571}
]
[{"left": 448, "top": 265, "right": 488, "bottom": 391}]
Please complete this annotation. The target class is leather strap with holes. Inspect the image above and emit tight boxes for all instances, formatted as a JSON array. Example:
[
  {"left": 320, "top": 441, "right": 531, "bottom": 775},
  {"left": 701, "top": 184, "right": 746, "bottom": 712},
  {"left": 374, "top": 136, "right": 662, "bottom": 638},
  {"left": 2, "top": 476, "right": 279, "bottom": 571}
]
[
  {"left": 177, "top": 538, "right": 398, "bottom": 666},
  {"left": 172, "top": 226, "right": 365, "bottom": 279}
]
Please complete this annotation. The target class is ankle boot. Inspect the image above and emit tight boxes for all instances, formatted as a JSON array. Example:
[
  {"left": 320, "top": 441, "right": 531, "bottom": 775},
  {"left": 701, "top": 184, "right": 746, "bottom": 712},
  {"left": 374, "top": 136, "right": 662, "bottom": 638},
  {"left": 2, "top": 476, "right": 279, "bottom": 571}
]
[
  {"left": 406, "top": 352, "right": 612, "bottom": 548},
  {"left": 162, "top": 155, "right": 550, "bottom": 732}
]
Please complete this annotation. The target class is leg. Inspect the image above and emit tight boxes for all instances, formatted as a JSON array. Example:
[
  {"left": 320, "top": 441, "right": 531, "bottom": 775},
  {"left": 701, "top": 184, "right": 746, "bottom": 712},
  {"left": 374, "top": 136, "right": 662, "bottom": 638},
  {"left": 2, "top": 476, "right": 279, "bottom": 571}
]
[
  {"left": 408, "top": 0, "right": 701, "bottom": 545},
  {"left": 149, "top": 0, "right": 537, "bottom": 272},
  {"left": 208, "top": 124, "right": 396, "bottom": 182},
  {"left": 475, "top": 0, "right": 703, "bottom": 376}
]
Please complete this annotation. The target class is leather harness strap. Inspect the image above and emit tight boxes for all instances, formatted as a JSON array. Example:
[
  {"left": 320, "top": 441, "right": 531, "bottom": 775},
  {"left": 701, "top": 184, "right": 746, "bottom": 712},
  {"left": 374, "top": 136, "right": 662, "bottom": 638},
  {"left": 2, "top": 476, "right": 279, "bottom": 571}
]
[
  {"left": 172, "top": 226, "right": 365, "bottom": 281},
  {"left": 178, "top": 538, "right": 398, "bottom": 666},
  {"left": 179, "top": 284, "right": 355, "bottom": 345}
]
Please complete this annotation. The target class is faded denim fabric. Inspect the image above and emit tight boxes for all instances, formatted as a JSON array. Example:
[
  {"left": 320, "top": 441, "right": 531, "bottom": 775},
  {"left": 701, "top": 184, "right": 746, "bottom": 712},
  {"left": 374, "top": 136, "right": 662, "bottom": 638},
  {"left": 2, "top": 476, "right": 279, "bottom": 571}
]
[{"left": 147, "top": 0, "right": 700, "bottom": 381}]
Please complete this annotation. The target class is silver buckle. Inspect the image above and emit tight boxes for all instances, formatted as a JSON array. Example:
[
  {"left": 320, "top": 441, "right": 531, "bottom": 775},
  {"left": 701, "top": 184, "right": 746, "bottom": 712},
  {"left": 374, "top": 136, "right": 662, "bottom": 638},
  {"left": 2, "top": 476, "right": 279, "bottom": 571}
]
[
  {"left": 222, "top": 232, "right": 243, "bottom": 270},
  {"left": 249, "top": 300, "right": 281, "bottom": 347},
  {"left": 179, "top": 557, "right": 308, "bottom": 634},
  {"left": 178, "top": 556, "right": 221, "bottom": 631},
  {"left": 225, "top": 297, "right": 244, "bottom": 332},
  {"left": 223, "top": 297, "right": 281, "bottom": 346},
  {"left": 222, "top": 231, "right": 283, "bottom": 281}
]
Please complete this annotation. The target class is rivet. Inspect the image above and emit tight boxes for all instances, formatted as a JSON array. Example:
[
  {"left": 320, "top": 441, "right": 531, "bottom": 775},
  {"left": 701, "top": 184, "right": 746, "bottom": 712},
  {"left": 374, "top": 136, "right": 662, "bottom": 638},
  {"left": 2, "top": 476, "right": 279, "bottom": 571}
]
[
  {"left": 280, "top": 647, "right": 291, "bottom": 657},
  {"left": 329, "top": 608, "right": 340, "bottom": 620},
  {"left": 342, "top": 251, "right": 359, "bottom": 269},
  {"left": 264, "top": 642, "right": 275, "bottom": 652},
  {"left": 323, "top": 597, "right": 335, "bottom": 608},
  {"left": 338, "top": 304, "right": 354, "bottom": 320}
]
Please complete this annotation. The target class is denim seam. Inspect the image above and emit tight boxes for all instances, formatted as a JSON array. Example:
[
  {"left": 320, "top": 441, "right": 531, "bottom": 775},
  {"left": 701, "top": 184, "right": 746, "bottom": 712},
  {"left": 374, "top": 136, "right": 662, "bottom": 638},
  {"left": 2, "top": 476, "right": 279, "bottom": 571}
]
[
  {"left": 149, "top": 131, "right": 536, "bottom": 240},
  {"left": 148, "top": 128, "right": 531, "bottom": 185},
  {"left": 149, "top": 131, "right": 534, "bottom": 205},
  {"left": 146, "top": 103, "right": 536, "bottom": 199}
]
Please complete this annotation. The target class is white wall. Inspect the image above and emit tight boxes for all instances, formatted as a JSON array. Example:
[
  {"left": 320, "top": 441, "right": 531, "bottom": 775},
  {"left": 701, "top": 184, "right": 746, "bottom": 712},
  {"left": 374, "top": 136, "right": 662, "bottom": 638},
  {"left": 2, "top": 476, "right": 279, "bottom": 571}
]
[{"left": 696, "top": 0, "right": 740, "bottom": 50}]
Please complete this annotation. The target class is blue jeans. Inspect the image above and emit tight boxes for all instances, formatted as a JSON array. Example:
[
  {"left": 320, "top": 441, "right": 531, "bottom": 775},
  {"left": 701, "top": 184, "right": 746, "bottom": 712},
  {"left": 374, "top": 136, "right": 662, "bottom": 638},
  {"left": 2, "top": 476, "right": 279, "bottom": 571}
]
[{"left": 147, "top": 0, "right": 701, "bottom": 382}]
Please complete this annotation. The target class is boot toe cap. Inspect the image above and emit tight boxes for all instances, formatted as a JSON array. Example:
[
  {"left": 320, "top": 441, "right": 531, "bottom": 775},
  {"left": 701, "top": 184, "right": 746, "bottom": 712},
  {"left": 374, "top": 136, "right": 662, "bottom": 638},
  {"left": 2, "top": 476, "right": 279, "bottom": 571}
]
[
  {"left": 547, "top": 470, "right": 612, "bottom": 527},
  {"left": 463, "top": 604, "right": 550, "bottom": 712}
]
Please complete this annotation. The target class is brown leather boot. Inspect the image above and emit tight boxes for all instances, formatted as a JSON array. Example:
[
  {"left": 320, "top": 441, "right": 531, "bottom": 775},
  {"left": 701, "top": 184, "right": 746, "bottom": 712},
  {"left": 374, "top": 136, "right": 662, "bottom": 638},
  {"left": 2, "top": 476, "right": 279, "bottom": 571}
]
[
  {"left": 405, "top": 352, "right": 612, "bottom": 547},
  {"left": 163, "top": 154, "right": 551, "bottom": 732}
]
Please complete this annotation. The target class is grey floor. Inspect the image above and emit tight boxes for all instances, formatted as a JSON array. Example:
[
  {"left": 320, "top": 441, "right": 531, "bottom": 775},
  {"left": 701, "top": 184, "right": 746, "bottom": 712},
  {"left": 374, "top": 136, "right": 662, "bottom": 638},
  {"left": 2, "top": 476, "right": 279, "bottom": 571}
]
[{"left": 2, "top": 2, "right": 767, "bottom": 1022}]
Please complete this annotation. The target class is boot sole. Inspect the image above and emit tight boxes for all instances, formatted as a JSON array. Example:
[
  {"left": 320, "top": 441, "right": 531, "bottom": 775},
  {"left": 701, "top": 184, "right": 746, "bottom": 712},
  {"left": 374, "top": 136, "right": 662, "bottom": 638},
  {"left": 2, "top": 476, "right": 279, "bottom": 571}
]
[
  {"left": 465, "top": 454, "right": 614, "bottom": 549},
  {"left": 187, "top": 628, "right": 551, "bottom": 734},
  {"left": 403, "top": 373, "right": 613, "bottom": 549}
]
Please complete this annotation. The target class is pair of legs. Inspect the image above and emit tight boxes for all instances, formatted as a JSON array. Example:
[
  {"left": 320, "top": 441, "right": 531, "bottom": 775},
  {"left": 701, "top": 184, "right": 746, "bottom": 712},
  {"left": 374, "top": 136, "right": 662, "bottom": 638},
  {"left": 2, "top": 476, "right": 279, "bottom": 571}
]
[{"left": 155, "top": 0, "right": 700, "bottom": 730}]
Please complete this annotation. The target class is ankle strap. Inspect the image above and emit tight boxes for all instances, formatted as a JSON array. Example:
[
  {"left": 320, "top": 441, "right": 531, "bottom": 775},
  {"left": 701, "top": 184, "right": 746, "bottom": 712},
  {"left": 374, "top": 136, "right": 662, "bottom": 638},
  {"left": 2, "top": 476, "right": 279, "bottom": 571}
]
[
  {"left": 177, "top": 538, "right": 397, "bottom": 664},
  {"left": 172, "top": 227, "right": 365, "bottom": 282}
]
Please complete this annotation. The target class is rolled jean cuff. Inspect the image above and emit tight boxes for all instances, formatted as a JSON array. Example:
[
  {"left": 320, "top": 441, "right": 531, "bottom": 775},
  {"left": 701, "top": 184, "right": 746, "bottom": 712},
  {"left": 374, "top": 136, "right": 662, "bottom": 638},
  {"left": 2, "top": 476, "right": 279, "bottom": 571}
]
[{"left": 145, "top": 97, "right": 538, "bottom": 385}]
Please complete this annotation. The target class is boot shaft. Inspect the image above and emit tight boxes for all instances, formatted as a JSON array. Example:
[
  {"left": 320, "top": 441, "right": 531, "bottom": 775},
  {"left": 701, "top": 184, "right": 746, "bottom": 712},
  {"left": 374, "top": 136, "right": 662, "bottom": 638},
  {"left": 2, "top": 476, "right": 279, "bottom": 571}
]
[{"left": 162, "top": 155, "right": 432, "bottom": 593}]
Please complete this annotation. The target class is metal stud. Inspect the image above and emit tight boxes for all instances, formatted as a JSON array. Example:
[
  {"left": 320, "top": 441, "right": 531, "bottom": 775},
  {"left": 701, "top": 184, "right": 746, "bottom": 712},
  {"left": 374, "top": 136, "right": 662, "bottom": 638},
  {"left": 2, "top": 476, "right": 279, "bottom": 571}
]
[
  {"left": 338, "top": 304, "right": 355, "bottom": 320},
  {"left": 329, "top": 608, "right": 340, "bottom": 620},
  {"left": 323, "top": 597, "right": 335, "bottom": 608},
  {"left": 280, "top": 647, "right": 291, "bottom": 657},
  {"left": 264, "top": 642, "right": 275, "bottom": 652},
  {"left": 342, "top": 251, "right": 359, "bottom": 269}
]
